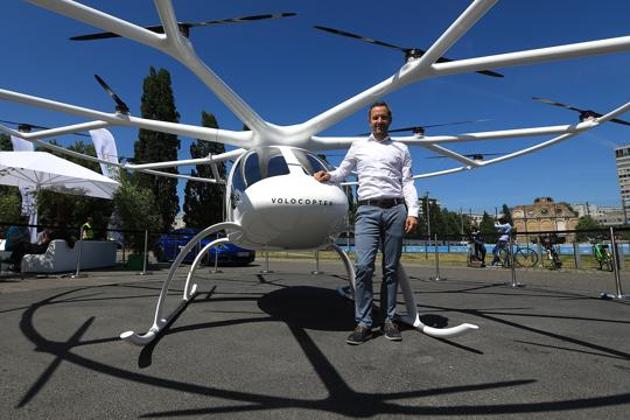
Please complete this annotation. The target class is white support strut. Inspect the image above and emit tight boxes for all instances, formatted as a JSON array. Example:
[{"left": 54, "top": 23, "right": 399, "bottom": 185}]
[
  {"left": 396, "top": 265, "right": 479, "bottom": 337},
  {"left": 120, "top": 222, "right": 240, "bottom": 345}
]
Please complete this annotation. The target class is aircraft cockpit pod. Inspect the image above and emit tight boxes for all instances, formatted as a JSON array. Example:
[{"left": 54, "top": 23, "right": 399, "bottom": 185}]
[{"left": 226, "top": 146, "right": 349, "bottom": 250}]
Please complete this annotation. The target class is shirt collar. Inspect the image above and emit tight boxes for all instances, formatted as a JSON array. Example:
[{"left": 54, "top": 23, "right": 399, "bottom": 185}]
[{"left": 368, "top": 134, "right": 391, "bottom": 143}]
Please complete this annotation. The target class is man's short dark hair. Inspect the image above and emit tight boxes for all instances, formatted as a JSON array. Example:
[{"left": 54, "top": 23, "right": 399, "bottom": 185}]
[{"left": 368, "top": 101, "right": 392, "bottom": 118}]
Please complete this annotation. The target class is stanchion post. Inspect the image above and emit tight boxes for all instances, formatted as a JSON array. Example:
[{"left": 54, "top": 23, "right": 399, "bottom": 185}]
[
  {"left": 71, "top": 226, "right": 87, "bottom": 279},
  {"left": 573, "top": 240, "right": 581, "bottom": 270},
  {"left": 508, "top": 235, "right": 521, "bottom": 287},
  {"left": 137, "top": 229, "right": 152, "bottom": 275},
  {"left": 601, "top": 226, "right": 628, "bottom": 300},
  {"left": 430, "top": 234, "right": 446, "bottom": 281},
  {"left": 311, "top": 250, "right": 323, "bottom": 275},
  {"left": 209, "top": 236, "right": 223, "bottom": 274},
  {"left": 260, "top": 250, "right": 274, "bottom": 274}
]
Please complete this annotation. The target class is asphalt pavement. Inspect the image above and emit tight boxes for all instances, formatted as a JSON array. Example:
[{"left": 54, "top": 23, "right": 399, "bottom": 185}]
[{"left": 1, "top": 259, "right": 629, "bottom": 419}]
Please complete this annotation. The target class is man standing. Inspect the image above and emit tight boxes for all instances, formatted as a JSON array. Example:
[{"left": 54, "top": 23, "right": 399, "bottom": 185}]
[
  {"left": 314, "top": 102, "right": 419, "bottom": 345},
  {"left": 491, "top": 218, "right": 512, "bottom": 266}
]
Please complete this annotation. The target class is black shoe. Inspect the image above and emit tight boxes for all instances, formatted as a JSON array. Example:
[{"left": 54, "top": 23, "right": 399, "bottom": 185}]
[
  {"left": 346, "top": 325, "right": 371, "bottom": 345},
  {"left": 382, "top": 322, "right": 402, "bottom": 341}
]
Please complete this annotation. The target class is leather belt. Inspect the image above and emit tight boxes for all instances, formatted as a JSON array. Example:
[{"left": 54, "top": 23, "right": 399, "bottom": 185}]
[{"left": 358, "top": 197, "right": 404, "bottom": 209}]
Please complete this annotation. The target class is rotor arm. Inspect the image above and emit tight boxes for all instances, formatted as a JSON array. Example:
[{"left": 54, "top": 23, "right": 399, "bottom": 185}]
[
  {"left": 4, "top": 131, "right": 223, "bottom": 184},
  {"left": 27, "top": 0, "right": 273, "bottom": 142},
  {"left": 409, "top": 100, "right": 630, "bottom": 178},
  {"left": 425, "top": 35, "right": 630, "bottom": 81},
  {"left": 0, "top": 87, "right": 252, "bottom": 147},
  {"left": 421, "top": 143, "right": 483, "bottom": 167},
  {"left": 27, "top": 0, "right": 165, "bottom": 49},
  {"left": 407, "top": 0, "right": 497, "bottom": 73},
  {"left": 124, "top": 149, "right": 245, "bottom": 171},
  {"left": 299, "top": 1, "right": 498, "bottom": 138}
]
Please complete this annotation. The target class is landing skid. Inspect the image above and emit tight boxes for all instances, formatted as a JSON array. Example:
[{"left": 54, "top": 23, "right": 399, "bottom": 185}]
[
  {"left": 335, "top": 258, "right": 478, "bottom": 338},
  {"left": 121, "top": 229, "right": 477, "bottom": 346},
  {"left": 120, "top": 222, "right": 239, "bottom": 345}
]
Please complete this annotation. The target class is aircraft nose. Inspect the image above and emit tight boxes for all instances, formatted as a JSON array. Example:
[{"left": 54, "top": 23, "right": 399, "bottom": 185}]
[{"left": 235, "top": 175, "right": 349, "bottom": 249}]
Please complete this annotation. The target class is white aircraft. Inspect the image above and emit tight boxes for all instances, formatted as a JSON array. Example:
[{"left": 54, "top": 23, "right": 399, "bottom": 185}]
[{"left": 1, "top": 0, "right": 630, "bottom": 346}]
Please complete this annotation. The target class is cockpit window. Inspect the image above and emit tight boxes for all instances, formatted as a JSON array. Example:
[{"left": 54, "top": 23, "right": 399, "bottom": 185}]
[
  {"left": 243, "top": 153, "right": 262, "bottom": 187},
  {"left": 239, "top": 147, "right": 290, "bottom": 189},
  {"left": 293, "top": 149, "right": 332, "bottom": 175}
]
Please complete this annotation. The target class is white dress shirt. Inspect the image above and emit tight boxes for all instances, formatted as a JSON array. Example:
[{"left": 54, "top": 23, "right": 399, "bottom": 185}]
[
  {"left": 328, "top": 135, "right": 419, "bottom": 217},
  {"left": 494, "top": 222, "right": 512, "bottom": 241}
]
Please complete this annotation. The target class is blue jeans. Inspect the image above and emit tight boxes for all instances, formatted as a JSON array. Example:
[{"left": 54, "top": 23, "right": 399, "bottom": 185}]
[{"left": 354, "top": 203, "right": 407, "bottom": 329}]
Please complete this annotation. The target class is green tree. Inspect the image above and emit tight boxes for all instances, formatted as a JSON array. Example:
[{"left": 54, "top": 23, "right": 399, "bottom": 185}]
[
  {"left": 183, "top": 111, "right": 226, "bottom": 228},
  {"left": 134, "top": 67, "right": 180, "bottom": 231},
  {"left": 113, "top": 172, "right": 162, "bottom": 253},
  {"left": 0, "top": 191, "right": 22, "bottom": 236},
  {"left": 575, "top": 215, "right": 604, "bottom": 241},
  {"left": 479, "top": 211, "right": 497, "bottom": 242},
  {"left": 0, "top": 133, "right": 11, "bottom": 151}
]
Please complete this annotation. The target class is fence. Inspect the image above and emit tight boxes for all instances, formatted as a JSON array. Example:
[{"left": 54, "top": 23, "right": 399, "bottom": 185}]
[{"left": 0, "top": 221, "right": 227, "bottom": 276}]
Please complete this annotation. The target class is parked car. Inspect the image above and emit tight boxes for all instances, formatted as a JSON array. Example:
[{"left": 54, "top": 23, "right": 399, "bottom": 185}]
[{"left": 153, "top": 228, "right": 256, "bottom": 266}]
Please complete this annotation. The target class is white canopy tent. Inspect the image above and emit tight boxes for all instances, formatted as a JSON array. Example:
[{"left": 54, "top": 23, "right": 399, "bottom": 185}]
[{"left": 0, "top": 151, "right": 119, "bottom": 242}]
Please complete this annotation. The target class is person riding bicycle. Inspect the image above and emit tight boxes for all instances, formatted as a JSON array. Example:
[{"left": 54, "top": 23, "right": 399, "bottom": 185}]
[
  {"left": 491, "top": 218, "right": 512, "bottom": 266},
  {"left": 540, "top": 233, "right": 562, "bottom": 268},
  {"left": 470, "top": 225, "right": 486, "bottom": 267}
]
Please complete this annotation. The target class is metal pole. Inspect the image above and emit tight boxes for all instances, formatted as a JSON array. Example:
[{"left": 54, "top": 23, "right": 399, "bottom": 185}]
[
  {"left": 311, "top": 250, "right": 323, "bottom": 275},
  {"left": 601, "top": 226, "right": 628, "bottom": 300},
  {"left": 573, "top": 240, "right": 581, "bottom": 269},
  {"left": 508, "top": 234, "right": 521, "bottom": 287},
  {"left": 430, "top": 234, "right": 446, "bottom": 281},
  {"left": 71, "top": 226, "right": 87, "bottom": 278},
  {"left": 138, "top": 229, "right": 151, "bottom": 275},
  {"left": 260, "top": 250, "right": 274, "bottom": 274},
  {"left": 209, "top": 242, "right": 223, "bottom": 274},
  {"left": 425, "top": 193, "right": 431, "bottom": 260}
]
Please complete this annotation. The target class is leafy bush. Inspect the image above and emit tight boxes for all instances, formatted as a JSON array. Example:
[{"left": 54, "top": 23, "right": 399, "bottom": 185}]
[{"left": 113, "top": 173, "right": 162, "bottom": 253}]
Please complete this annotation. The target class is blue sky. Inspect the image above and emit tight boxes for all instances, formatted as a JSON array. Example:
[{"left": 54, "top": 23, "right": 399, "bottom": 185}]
[{"left": 1, "top": 0, "right": 629, "bottom": 215}]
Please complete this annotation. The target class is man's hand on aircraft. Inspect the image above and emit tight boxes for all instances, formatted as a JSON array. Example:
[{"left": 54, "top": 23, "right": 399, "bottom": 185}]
[{"left": 314, "top": 171, "right": 331, "bottom": 182}]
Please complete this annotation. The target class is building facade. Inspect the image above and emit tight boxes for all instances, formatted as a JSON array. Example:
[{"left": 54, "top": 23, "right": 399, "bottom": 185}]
[
  {"left": 615, "top": 145, "right": 630, "bottom": 223},
  {"left": 571, "top": 202, "right": 625, "bottom": 226},
  {"left": 512, "top": 197, "right": 579, "bottom": 237}
]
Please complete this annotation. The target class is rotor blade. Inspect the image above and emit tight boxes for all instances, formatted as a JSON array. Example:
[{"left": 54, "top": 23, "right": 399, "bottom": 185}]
[
  {"left": 0, "top": 119, "right": 89, "bottom": 136},
  {"left": 0, "top": 118, "right": 49, "bottom": 130},
  {"left": 70, "top": 24, "right": 167, "bottom": 41},
  {"left": 71, "top": 13, "right": 296, "bottom": 41},
  {"left": 365, "top": 119, "right": 491, "bottom": 135},
  {"left": 434, "top": 56, "right": 504, "bottom": 77},
  {"left": 532, "top": 97, "right": 585, "bottom": 113},
  {"left": 610, "top": 117, "right": 630, "bottom": 126},
  {"left": 427, "top": 152, "right": 502, "bottom": 159},
  {"left": 314, "top": 25, "right": 406, "bottom": 51},
  {"left": 94, "top": 74, "right": 130, "bottom": 114},
  {"left": 188, "top": 12, "right": 297, "bottom": 27},
  {"left": 532, "top": 97, "right": 630, "bottom": 126},
  {"left": 422, "top": 119, "right": 492, "bottom": 128}
]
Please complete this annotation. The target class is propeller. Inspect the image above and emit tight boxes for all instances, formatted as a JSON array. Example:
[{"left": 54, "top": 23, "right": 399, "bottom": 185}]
[
  {"left": 314, "top": 25, "right": 503, "bottom": 78},
  {"left": 70, "top": 12, "right": 297, "bottom": 41},
  {"left": 359, "top": 118, "right": 490, "bottom": 136},
  {"left": 0, "top": 118, "right": 89, "bottom": 137},
  {"left": 427, "top": 152, "right": 502, "bottom": 161},
  {"left": 94, "top": 74, "right": 130, "bottom": 114},
  {"left": 532, "top": 97, "right": 630, "bottom": 126}
]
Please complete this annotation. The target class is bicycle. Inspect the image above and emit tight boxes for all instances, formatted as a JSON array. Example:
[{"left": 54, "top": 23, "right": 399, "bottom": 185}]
[
  {"left": 591, "top": 239, "right": 614, "bottom": 272},
  {"left": 542, "top": 244, "right": 563, "bottom": 270},
  {"left": 496, "top": 239, "right": 538, "bottom": 268},
  {"left": 540, "top": 235, "right": 562, "bottom": 270}
]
